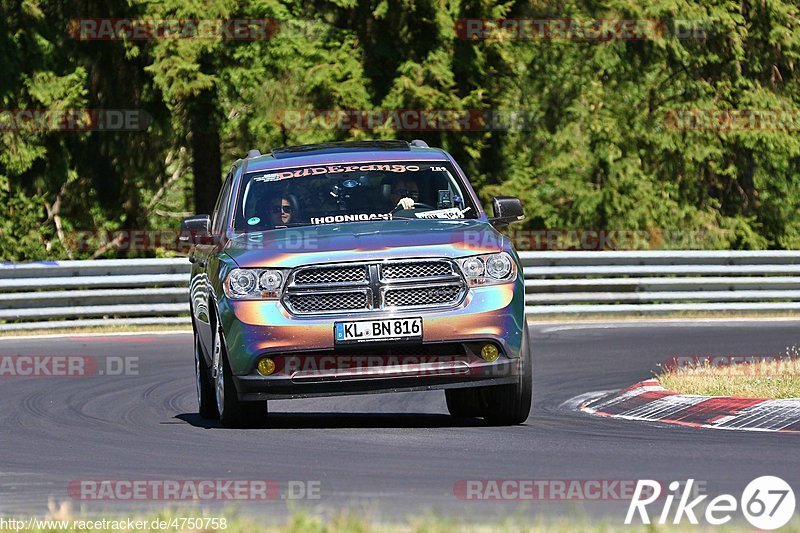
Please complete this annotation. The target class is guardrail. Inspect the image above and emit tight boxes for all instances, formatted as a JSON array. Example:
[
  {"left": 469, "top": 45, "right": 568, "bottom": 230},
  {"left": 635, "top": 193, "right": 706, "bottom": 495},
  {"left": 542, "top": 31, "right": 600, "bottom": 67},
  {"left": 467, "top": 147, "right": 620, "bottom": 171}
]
[
  {"left": 0, "top": 259, "right": 191, "bottom": 331},
  {"left": 520, "top": 250, "right": 800, "bottom": 314},
  {"left": 2, "top": 251, "right": 800, "bottom": 330}
]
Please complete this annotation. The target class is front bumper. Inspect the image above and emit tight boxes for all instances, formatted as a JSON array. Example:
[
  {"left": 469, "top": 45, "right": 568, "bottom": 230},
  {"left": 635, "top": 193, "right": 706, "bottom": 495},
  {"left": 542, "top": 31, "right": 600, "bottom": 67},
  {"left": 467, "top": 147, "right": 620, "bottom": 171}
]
[
  {"left": 234, "top": 357, "right": 520, "bottom": 400},
  {"left": 219, "top": 279, "right": 526, "bottom": 400}
]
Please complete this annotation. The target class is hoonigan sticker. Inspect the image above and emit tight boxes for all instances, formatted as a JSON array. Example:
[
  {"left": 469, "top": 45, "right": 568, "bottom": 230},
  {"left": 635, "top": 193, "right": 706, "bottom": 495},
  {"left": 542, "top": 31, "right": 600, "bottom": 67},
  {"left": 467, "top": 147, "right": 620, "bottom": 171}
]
[
  {"left": 253, "top": 164, "right": 421, "bottom": 182},
  {"left": 310, "top": 213, "right": 393, "bottom": 225}
]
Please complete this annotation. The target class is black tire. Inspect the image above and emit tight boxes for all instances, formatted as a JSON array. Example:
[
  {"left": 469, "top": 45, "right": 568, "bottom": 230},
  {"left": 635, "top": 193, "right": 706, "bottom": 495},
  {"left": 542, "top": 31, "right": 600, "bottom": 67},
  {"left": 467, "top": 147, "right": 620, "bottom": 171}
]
[
  {"left": 483, "top": 320, "right": 532, "bottom": 425},
  {"left": 445, "top": 387, "right": 483, "bottom": 418},
  {"left": 194, "top": 327, "right": 218, "bottom": 420},
  {"left": 213, "top": 325, "right": 268, "bottom": 428}
]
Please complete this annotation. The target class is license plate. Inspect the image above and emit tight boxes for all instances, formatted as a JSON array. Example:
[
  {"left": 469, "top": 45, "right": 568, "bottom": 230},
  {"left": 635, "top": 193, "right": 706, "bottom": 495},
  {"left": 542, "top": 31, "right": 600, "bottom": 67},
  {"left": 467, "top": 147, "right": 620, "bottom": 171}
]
[{"left": 334, "top": 317, "right": 422, "bottom": 344}]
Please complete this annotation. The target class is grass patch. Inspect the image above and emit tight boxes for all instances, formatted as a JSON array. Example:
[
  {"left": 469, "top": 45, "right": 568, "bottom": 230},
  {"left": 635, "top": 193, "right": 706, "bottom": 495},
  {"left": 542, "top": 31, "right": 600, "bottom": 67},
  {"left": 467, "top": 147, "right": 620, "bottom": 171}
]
[
  {"left": 2, "top": 509, "right": 799, "bottom": 533},
  {"left": 658, "top": 354, "right": 800, "bottom": 398}
]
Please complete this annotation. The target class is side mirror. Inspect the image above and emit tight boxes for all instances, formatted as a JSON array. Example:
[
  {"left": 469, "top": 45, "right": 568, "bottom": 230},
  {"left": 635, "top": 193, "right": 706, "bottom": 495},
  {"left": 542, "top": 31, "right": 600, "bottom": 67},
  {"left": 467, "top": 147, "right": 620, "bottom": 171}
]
[
  {"left": 179, "top": 215, "right": 213, "bottom": 245},
  {"left": 489, "top": 196, "right": 525, "bottom": 227}
]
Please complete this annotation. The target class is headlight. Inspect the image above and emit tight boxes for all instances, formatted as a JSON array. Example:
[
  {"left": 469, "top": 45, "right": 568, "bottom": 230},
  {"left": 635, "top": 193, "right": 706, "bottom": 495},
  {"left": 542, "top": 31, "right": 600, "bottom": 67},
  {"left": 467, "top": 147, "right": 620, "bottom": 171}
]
[
  {"left": 229, "top": 270, "right": 257, "bottom": 296},
  {"left": 259, "top": 270, "right": 283, "bottom": 291},
  {"left": 224, "top": 268, "right": 287, "bottom": 299},
  {"left": 486, "top": 253, "right": 512, "bottom": 279},
  {"left": 461, "top": 257, "right": 485, "bottom": 277},
  {"left": 457, "top": 252, "right": 516, "bottom": 286}
]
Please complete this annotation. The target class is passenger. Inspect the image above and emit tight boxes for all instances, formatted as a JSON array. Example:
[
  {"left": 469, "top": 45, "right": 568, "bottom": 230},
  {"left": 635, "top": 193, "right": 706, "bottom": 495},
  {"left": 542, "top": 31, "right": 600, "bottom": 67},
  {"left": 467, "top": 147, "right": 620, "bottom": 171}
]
[{"left": 266, "top": 196, "right": 293, "bottom": 226}]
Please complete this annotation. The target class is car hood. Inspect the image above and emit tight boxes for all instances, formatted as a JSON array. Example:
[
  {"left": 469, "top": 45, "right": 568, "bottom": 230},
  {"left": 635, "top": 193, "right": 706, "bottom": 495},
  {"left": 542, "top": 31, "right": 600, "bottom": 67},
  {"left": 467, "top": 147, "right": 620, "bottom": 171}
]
[{"left": 224, "top": 219, "right": 511, "bottom": 268}]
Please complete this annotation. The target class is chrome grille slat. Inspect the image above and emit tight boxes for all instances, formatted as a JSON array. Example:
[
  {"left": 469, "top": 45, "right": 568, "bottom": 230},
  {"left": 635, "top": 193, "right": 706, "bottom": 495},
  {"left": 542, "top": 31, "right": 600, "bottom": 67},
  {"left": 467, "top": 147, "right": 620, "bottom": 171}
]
[
  {"left": 293, "top": 265, "right": 367, "bottom": 285},
  {"left": 285, "top": 291, "right": 369, "bottom": 314},
  {"left": 383, "top": 284, "right": 463, "bottom": 308},
  {"left": 380, "top": 261, "right": 455, "bottom": 280},
  {"left": 283, "top": 259, "right": 466, "bottom": 315}
]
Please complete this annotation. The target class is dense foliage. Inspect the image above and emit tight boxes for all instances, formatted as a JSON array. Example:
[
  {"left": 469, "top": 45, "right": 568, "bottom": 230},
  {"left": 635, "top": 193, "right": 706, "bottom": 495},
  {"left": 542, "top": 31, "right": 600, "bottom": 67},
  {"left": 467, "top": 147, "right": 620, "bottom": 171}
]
[{"left": 1, "top": 0, "right": 799, "bottom": 260}]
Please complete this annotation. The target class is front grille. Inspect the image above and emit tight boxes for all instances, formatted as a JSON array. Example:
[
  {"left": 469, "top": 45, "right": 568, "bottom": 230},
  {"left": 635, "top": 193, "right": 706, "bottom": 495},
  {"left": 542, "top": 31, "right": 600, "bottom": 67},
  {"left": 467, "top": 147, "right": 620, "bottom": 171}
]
[
  {"left": 285, "top": 291, "right": 369, "bottom": 313},
  {"left": 383, "top": 284, "right": 463, "bottom": 308},
  {"left": 293, "top": 265, "right": 367, "bottom": 285},
  {"left": 381, "top": 261, "right": 455, "bottom": 280},
  {"left": 284, "top": 259, "right": 466, "bottom": 315}
]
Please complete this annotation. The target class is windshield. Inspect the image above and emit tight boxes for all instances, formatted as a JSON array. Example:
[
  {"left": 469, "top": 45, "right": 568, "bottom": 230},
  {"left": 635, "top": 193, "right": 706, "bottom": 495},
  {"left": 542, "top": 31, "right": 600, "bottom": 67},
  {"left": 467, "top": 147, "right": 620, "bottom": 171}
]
[{"left": 233, "top": 161, "right": 479, "bottom": 231}]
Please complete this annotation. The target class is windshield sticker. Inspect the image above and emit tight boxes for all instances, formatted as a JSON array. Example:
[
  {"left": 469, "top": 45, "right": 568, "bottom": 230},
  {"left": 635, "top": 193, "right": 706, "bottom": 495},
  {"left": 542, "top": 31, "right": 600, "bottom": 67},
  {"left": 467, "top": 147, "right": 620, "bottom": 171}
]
[
  {"left": 414, "top": 207, "right": 470, "bottom": 220},
  {"left": 311, "top": 213, "right": 393, "bottom": 225},
  {"left": 253, "top": 164, "right": 422, "bottom": 182},
  {"left": 253, "top": 173, "right": 281, "bottom": 182},
  {"left": 247, "top": 216, "right": 261, "bottom": 225}
]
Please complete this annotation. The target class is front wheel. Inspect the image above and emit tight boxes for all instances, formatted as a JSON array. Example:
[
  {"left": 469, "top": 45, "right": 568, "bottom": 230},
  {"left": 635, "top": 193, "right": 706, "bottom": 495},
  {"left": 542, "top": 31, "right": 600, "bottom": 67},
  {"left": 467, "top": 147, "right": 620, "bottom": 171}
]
[
  {"left": 213, "top": 326, "right": 268, "bottom": 428},
  {"left": 194, "top": 328, "right": 218, "bottom": 419},
  {"left": 445, "top": 387, "right": 483, "bottom": 418},
  {"left": 483, "top": 321, "right": 532, "bottom": 425},
  {"left": 445, "top": 321, "right": 532, "bottom": 425}
]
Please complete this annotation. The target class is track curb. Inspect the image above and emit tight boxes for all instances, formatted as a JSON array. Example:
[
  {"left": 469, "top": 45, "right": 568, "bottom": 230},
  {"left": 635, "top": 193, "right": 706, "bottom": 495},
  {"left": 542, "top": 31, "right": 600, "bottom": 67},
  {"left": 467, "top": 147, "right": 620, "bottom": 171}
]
[{"left": 579, "top": 379, "right": 800, "bottom": 433}]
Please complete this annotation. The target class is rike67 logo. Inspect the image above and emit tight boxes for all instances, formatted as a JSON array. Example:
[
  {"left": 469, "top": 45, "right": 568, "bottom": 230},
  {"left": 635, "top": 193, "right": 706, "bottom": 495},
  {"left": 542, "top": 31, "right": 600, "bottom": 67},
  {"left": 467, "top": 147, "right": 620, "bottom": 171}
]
[{"left": 626, "top": 477, "right": 795, "bottom": 530}]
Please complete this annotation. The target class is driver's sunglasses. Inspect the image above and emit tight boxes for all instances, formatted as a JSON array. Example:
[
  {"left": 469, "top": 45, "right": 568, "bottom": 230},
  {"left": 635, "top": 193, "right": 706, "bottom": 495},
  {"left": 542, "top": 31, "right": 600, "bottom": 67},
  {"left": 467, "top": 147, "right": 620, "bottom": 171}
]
[
  {"left": 393, "top": 189, "right": 419, "bottom": 200},
  {"left": 270, "top": 204, "right": 293, "bottom": 214}
]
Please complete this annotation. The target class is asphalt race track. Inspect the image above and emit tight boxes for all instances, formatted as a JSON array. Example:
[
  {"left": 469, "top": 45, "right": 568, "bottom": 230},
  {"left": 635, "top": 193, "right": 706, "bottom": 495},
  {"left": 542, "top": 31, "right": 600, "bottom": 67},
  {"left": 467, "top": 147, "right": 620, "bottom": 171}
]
[{"left": 2, "top": 320, "right": 800, "bottom": 523}]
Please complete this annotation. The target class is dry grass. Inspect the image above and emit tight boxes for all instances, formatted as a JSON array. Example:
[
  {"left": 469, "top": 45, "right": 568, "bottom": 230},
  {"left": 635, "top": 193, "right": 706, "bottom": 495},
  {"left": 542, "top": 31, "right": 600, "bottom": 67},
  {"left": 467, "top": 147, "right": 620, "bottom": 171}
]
[
  {"left": 3, "top": 508, "right": 800, "bottom": 533},
  {"left": 658, "top": 348, "right": 800, "bottom": 398}
]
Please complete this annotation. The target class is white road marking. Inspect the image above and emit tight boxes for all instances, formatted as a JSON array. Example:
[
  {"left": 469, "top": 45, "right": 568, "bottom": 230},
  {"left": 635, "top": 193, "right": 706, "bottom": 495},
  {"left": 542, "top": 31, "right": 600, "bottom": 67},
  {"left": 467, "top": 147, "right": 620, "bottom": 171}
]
[
  {"left": 569, "top": 385, "right": 800, "bottom": 434},
  {"left": 560, "top": 390, "right": 616, "bottom": 411}
]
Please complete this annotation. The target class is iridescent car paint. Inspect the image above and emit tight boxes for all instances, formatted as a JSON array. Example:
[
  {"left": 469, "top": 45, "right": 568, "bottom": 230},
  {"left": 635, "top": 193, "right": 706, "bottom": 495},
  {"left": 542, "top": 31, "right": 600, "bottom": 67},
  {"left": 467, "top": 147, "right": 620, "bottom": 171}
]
[{"left": 183, "top": 140, "right": 531, "bottom": 427}]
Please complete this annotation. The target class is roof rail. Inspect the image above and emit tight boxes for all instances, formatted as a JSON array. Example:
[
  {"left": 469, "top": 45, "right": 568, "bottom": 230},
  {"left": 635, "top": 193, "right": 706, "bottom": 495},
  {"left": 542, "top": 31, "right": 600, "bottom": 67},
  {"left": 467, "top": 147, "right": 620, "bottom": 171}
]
[
  {"left": 270, "top": 140, "right": 411, "bottom": 159},
  {"left": 409, "top": 139, "right": 429, "bottom": 148},
  {"left": 246, "top": 149, "right": 261, "bottom": 158}
]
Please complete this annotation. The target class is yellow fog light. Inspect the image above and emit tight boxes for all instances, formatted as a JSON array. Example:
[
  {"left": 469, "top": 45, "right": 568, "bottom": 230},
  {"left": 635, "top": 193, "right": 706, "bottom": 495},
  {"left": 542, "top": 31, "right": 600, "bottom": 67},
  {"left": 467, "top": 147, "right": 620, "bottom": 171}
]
[
  {"left": 257, "top": 358, "right": 276, "bottom": 376},
  {"left": 480, "top": 344, "right": 499, "bottom": 362}
]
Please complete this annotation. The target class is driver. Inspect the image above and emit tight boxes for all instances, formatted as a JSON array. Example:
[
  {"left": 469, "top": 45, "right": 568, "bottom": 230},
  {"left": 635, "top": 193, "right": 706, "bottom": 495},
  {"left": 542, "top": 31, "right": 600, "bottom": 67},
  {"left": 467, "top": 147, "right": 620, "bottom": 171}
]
[{"left": 388, "top": 178, "right": 419, "bottom": 210}]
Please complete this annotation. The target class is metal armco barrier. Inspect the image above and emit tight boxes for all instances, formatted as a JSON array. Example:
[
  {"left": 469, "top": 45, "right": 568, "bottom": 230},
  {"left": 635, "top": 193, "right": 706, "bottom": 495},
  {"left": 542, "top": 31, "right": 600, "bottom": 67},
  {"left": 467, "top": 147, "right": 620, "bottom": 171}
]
[
  {"left": 0, "top": 259, "right": 191, "bottom": 331},
  {"left": 2, "top": 251, "right": 800, "bottom": 330},
  {"left": 520, "top": 250, "right": 800, "bottom": 314}
]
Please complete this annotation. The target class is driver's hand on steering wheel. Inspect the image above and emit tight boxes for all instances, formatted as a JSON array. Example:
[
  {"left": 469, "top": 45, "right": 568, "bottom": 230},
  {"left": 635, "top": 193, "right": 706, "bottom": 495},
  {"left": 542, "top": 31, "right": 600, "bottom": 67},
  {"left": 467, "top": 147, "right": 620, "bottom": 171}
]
[{"left": 396, "top": 197, "right": 415, "bottom": 210}]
